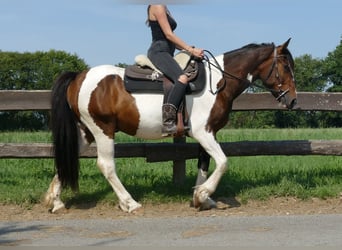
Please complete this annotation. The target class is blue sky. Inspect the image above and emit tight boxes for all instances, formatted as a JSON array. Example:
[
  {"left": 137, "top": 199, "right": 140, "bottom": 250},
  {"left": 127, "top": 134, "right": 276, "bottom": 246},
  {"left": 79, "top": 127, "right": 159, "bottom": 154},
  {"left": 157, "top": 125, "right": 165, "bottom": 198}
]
[{"left": 1, "top": 0, "right": 341, "bottom": 67}]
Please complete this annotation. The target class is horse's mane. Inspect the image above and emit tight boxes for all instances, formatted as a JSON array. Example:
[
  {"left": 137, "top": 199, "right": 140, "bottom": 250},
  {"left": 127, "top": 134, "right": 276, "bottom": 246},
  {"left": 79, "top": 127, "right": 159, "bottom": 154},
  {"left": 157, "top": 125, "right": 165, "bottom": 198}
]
[
  {"left": 223, "top": 42, "right": 294, "bottom": 67},
  {"left": 225, "top": 43, "right": 274, "bottom": 57}
]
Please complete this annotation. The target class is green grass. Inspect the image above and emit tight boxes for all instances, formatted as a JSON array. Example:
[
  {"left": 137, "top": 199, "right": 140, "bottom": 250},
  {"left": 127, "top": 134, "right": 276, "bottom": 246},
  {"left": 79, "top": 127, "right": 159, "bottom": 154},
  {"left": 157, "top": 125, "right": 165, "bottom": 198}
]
[{"left": 0, "top": 128, "right": 341, "bottom": 207}]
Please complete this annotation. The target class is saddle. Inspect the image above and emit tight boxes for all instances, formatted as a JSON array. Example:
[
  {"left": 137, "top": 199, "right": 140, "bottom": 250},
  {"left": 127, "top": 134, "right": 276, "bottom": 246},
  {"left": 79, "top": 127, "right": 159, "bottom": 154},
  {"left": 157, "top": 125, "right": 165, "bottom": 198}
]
[
  {"left": 123, "top": 51, "right": 206, "bottom": 137},
  {"left": 123, "top": 51, "right": 206, "bottom": 94}
]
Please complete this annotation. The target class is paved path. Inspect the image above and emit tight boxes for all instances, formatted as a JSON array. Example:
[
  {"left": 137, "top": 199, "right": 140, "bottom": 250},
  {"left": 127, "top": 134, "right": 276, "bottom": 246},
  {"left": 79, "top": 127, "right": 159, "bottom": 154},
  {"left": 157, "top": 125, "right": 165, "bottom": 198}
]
[{"left": 1, "top": 214, "right": 341, "bottom": 246}]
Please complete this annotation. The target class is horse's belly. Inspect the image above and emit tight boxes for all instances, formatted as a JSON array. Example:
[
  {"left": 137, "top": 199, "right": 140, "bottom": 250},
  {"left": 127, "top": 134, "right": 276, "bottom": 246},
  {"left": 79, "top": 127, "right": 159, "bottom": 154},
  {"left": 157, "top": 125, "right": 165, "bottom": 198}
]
[{"left": 133, "top": 94, "right": 164, "bottom": 140}]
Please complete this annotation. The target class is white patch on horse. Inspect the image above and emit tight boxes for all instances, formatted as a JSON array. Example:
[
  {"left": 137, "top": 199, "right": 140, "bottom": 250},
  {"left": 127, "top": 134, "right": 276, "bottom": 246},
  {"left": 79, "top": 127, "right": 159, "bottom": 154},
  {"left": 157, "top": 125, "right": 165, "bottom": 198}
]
[
  {"left": 247, "top": 73, "right": 253, "bottom": 83},
  {"left": 133, "top": 93, "right": 165, "bottom": 139},
  {"left": 212, "top": 54, "right": 224, "bottom": 74},
  {"left": 187, "top": 54, "right": 223, "bottom": 135}
]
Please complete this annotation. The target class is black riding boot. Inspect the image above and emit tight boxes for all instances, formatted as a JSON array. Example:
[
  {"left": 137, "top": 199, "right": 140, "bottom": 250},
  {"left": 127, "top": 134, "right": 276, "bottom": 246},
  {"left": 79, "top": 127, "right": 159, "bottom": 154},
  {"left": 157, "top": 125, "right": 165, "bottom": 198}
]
[
  {"left": 162, "top": 103, "right": 177, "bottom": 135},
  {"left": 162, "top": 81, "right": 188, "bottom": 135}
]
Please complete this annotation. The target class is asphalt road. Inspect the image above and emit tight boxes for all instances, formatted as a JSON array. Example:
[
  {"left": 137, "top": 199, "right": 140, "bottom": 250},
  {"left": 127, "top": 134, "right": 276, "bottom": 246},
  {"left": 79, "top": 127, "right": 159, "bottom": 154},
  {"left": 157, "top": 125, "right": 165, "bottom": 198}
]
[{"left": 1, "top": 214, "right": 341, "bottom": 247}]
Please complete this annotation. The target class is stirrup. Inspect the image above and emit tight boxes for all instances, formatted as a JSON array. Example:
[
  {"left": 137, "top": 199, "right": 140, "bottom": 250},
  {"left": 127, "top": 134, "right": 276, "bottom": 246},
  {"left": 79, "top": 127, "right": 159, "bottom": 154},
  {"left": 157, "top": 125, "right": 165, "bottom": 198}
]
[{"left": 161, "top": 123, "right": 177, "bottom": 136}]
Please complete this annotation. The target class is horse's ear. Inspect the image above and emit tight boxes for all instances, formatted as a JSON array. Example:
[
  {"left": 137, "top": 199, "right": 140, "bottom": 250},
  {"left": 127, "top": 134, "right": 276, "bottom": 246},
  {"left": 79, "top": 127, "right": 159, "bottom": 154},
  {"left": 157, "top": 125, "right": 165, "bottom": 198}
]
[{"left": 281, "top": 38, "right": 291, "bottom": 50}]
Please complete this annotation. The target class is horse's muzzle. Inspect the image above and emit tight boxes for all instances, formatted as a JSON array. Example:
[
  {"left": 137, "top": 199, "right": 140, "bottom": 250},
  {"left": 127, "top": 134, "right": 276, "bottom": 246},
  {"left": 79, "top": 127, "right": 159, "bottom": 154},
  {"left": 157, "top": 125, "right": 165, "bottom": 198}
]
[
  {"left": 287, "top": 98, "right": 297, "bottom": 110},
  {"left": 280, "top": 95, "right": 297, "bottom": 110}
]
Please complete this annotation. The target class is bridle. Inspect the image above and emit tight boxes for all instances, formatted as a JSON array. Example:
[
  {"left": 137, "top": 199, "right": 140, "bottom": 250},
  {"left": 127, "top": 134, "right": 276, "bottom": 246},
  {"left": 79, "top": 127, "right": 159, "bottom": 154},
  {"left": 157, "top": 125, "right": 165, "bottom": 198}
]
[
  {"left": 263, "top": 47, "right": 295, "bottom": 101},
  {"left": 203, "top": 48, "right": 295, "bottom": 100}
]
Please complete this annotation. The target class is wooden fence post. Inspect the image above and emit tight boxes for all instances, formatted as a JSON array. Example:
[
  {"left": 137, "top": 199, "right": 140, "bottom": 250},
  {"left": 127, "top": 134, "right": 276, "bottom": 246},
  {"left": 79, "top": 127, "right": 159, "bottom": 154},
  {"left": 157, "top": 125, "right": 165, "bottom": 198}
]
[{"left": 172, "top": 137, "right": 186, "bottom": 185}]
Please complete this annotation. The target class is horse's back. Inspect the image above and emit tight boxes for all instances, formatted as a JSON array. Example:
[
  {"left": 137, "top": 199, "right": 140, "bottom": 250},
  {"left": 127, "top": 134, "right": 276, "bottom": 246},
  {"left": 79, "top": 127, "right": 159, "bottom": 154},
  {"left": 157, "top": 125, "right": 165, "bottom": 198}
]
[{"left": 87, "top": 65, "right": 125, "bottom": 80}]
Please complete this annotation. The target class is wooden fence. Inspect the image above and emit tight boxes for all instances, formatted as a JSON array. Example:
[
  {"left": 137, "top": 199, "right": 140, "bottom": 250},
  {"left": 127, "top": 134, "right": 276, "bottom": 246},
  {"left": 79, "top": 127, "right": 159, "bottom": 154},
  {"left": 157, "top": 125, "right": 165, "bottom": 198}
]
[{"left": 1, "top": 90, "right": 341, "bottom": 184}]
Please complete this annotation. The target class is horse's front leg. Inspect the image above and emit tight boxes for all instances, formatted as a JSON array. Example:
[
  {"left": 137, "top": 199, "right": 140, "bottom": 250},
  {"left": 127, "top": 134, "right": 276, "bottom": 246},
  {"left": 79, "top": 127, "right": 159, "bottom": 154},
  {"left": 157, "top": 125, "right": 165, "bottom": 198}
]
[
  {"left": 194, "top": 146, "right": 217, "bottom": 210},
  {"left": 193, "top": 133, "right": 227, "bottom": 210}
]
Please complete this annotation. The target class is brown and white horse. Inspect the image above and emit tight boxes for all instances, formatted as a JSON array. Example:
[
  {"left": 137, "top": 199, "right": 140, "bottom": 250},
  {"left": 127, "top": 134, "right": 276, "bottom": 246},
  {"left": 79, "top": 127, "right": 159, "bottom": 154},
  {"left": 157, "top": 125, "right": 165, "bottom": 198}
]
[{"left": 45, "top": 39, "right": 297, "bottom": 213}]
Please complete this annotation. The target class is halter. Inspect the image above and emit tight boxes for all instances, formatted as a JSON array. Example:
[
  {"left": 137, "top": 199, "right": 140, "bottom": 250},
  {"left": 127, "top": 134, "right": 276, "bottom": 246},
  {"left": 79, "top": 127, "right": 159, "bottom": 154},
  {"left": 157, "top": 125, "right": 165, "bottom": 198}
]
[{"left": 203, "top": 48, "right": 295, "bottom": 100}]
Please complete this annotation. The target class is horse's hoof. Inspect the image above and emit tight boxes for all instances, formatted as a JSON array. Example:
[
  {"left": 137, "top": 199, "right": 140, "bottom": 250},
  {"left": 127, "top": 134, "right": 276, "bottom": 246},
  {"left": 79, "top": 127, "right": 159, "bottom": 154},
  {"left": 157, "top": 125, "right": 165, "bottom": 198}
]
[
  {"left": 190, "top": 197, "right": 217, "bottom": 211},
  {"left": 128, "top": 203, "right": 142, "bottom": 213},
  {"left": 199, "top": 197, "right": 217, "bottom": 211},
  {"left": 49, "top": 203, "right": 66, "bottom": 214},
  {"left": 192, "top": 186, "right": 210, "bottom": 209},
  {"left": 119, "top": 199, "right": 142, "bottom": 213},
  {"left": 192, "top": 189, "right": 201, "bottom": 208}
]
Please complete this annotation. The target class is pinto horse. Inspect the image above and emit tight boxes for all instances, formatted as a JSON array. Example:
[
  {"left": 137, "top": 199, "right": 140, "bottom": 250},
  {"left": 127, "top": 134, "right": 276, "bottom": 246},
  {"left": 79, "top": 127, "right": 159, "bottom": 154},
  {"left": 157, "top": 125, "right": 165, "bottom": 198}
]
[{"left": 45, "top": 39, "right": 297, "bottom": 213}]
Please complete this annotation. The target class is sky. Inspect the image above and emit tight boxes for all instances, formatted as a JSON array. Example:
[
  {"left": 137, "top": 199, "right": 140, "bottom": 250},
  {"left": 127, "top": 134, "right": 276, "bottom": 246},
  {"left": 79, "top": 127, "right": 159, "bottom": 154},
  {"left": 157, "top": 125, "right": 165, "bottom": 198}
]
[{"left": 1, "top": 0, "right": 341, "bottom": 67}]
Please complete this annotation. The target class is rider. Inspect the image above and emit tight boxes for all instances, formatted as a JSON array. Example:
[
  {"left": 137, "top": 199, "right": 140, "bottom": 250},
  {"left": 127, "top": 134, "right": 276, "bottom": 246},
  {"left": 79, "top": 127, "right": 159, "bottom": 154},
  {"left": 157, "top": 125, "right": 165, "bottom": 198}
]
[{"left": 146, "top": 4, "right": 204, "bottom": 135}]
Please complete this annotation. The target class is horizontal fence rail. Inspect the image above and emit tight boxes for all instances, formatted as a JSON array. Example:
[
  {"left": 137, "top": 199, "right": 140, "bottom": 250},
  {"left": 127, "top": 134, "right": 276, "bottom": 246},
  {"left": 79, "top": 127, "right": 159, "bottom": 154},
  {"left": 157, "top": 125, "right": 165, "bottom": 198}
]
[
  {"left": 1, "top": 140, "right": 342, "bottom": 160},
  {"left": 1, "top": 90, "right": 341, "bottom": 183},
  {"left": 1, "top": 90, "right": 342, "bottom": 111}
]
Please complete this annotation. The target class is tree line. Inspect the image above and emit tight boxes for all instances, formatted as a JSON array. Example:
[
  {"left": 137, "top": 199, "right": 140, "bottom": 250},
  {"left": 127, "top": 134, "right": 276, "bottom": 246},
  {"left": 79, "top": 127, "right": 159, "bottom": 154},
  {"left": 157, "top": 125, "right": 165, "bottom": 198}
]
[
  {"left": 229, "top": 38, "right": 342, "bottom": 129},
  {"left": 0, "top": 37, "right": 341, "bottom": 130}
]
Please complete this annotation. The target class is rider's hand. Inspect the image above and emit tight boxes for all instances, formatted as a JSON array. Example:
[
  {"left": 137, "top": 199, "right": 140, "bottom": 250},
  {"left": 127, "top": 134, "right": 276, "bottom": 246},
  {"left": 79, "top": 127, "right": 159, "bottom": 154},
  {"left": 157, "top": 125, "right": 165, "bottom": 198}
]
[{"left": 190, "top": 47, "right": 204, "bottom": 59}]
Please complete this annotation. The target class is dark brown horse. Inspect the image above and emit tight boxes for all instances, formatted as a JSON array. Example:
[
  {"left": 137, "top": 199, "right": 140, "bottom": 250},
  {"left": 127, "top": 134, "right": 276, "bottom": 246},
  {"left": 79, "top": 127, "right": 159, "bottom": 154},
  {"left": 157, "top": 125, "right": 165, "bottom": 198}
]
[{"left": 45, "top": 39, "right": 297, "bottom": 213}]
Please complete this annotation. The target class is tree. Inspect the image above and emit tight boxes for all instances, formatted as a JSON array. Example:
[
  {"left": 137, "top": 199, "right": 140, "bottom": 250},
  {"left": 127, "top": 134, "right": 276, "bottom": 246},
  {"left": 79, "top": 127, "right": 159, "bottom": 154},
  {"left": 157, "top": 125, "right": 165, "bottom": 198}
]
[
  {"left": 0, "top": 50, "right": 88, "bottom": 130},
  {"left": 322, "top": 37, "right": 342, "bottom": 92},
  {"left": 0, "top": 50, "right": 87, "bottom": 90},
  {"left": 293, "top": 55, "right": 325, "bottom": 91},
  {"left": 316, "top": 37, "right": 342, "bottom": 127}
]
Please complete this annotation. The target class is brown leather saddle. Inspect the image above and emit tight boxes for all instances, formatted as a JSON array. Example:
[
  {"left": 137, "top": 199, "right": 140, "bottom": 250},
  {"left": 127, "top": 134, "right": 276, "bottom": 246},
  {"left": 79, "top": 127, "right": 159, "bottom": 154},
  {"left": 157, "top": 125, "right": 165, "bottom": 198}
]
[
  {"left": 123, "top": 51, "right": 206, "bottom": 137},
  {"left": 123, "top": 51, "right": 206, "bottom": 94}
]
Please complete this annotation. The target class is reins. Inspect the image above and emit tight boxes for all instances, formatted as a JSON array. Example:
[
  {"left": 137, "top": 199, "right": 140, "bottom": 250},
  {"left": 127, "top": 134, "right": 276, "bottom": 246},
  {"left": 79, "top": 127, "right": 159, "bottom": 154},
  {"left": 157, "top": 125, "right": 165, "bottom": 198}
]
[
  {"left": 203, "top": 49, "right": 258, "bottom": 95},
  {"left": 203, "top": 50, "right": 246, "bottom": 95}
]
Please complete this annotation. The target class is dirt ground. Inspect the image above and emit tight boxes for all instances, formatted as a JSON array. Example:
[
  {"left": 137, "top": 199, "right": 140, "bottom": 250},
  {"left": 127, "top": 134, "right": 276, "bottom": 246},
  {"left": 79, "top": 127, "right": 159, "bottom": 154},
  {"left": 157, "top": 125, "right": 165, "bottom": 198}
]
[{"left": 1, "top": 196, "right": 342, "bottom": 222}]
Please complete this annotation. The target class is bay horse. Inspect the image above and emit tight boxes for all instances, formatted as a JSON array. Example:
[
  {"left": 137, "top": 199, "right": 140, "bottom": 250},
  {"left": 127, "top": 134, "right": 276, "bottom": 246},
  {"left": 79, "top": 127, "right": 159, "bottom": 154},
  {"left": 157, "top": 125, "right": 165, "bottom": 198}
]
[{"left": 45, "top": 39, "right": 297, "bottom": 213}]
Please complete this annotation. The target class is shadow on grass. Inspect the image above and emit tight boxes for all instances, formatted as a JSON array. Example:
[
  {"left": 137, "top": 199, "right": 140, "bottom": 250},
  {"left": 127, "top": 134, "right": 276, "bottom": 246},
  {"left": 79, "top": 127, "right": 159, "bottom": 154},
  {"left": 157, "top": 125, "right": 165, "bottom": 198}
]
[{"left": 60, "top": 159, "right": 342, "bottom": 209}]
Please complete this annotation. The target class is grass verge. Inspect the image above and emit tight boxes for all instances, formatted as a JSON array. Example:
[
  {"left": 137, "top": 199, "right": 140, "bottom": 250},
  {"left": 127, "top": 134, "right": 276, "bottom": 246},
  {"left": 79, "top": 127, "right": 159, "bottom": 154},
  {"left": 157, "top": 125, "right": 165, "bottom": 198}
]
[{"left": 0, "top": 128, "right": 341, "bottom": 207}]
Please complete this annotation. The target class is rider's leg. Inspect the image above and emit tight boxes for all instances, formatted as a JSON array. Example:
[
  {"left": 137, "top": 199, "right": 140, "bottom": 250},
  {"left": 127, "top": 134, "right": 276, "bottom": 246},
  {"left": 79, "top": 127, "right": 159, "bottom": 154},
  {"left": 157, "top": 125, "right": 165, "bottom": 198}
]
[
  {"left": 162, "top": 74, "right": 188, "bottom": 134},
  {"left": 147, "top": 49, "right": 189, "bottom": 135}
]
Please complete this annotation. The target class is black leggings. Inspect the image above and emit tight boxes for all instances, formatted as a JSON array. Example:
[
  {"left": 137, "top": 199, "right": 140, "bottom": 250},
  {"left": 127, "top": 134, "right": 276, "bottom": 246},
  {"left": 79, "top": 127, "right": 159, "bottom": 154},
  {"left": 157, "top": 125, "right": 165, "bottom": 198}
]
[
  {"left": 148, "top": 40, "right": 187, "bottom": 108},
  {"left": 147, "top": 40, "right": 184, "bottom": 85}
]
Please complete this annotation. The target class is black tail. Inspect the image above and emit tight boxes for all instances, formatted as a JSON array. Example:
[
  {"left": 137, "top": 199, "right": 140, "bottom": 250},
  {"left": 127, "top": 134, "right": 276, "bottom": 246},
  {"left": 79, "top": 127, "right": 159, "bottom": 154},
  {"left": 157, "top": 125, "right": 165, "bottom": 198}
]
[{"left": 51, "top": 72, "right": 80, "bottom": 191}]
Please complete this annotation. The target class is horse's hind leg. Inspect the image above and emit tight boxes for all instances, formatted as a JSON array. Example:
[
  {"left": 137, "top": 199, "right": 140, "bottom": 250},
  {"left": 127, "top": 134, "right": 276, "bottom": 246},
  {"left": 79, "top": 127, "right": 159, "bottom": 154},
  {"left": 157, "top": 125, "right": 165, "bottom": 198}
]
[
  {"left": 44, "top": 174, "right": 65, "bottom": 213},
  {"left": 95, "top": 133, "right": 141, "bottom": 213},
  {"left": 45, "top": 124, "right": 92, "bottom": 213}
]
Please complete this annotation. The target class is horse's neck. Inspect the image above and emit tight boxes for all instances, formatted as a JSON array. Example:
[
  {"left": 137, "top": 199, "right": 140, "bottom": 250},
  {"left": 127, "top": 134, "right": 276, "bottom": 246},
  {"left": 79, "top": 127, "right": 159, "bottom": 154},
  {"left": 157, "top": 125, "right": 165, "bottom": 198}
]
[{"left": 205, "top": 54, "right": 225, "bottom": 91}]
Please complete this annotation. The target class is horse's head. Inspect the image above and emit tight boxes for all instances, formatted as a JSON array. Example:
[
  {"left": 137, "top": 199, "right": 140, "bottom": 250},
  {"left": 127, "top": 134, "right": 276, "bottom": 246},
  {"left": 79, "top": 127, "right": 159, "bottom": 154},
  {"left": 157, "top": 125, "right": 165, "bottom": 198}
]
[{"left": 259, "top": 38, "right": 297, "bottom": 109}]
